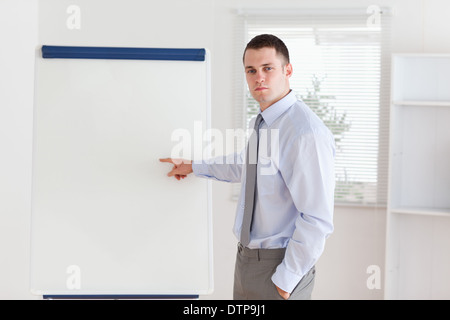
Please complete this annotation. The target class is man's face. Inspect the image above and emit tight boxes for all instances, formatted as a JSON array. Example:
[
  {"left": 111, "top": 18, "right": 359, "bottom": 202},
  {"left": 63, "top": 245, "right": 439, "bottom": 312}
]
[{"left": 244, "top": 47, "right": 293, "bottom": 111}]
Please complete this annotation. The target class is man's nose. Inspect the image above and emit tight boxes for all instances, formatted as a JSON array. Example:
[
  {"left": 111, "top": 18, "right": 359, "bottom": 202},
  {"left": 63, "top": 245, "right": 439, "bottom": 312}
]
[{"left": 256, "top": 71, "right": 265, "bottom": 84}]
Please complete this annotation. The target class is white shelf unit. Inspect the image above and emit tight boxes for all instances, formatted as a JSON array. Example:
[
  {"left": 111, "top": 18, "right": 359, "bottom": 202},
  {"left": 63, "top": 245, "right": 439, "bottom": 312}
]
[{"left": 385, "top": 54, "right": 450, "bottom": 299}]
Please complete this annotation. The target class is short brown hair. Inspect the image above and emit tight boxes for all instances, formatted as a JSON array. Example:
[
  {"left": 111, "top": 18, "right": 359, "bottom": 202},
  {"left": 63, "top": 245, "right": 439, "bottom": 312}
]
[{"left": 243, "top": 34, "right": 290, "bottom": 65}]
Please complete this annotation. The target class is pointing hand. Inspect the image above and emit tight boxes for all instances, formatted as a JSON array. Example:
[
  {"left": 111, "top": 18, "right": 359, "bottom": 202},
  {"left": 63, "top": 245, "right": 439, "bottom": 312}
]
[{"left": 159, "top": 158, "right": 193, "bottom": 181}]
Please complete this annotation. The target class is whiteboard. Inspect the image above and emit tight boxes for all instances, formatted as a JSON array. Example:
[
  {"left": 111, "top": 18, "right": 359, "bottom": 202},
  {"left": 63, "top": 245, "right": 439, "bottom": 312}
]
[{"left": 30, "top": 46, "right": 212, "bottom": 297}]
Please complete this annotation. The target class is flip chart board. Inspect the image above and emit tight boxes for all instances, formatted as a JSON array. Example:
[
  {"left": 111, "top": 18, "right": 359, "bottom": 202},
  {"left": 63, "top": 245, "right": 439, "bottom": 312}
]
[{"left": 30, "top": 45, "right": 212, "bottom": 297}]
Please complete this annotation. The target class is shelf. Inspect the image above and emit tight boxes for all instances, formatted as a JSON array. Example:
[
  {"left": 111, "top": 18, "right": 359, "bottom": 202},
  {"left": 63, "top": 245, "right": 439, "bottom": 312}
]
[
  {"left": 390, "top": 207, "right": 450, "bottom": 217},
  {"left": 393, "top": 53, "right": 450, "bottom": 58},
  {"left": 392, "top": 100, "right": 450, "bottom": 107},
  {"left": 386, "top": 55, "right": 450, "bottom": 300}
]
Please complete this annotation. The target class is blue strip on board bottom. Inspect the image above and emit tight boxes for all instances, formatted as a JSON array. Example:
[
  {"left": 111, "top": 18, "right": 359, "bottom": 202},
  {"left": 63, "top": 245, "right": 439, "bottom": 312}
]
[
  {"left": 41, "top": 45, "right": 206, "bottom": 61},
  {"left": 43, "top": 294, "right": 199, "bottom": 300}
]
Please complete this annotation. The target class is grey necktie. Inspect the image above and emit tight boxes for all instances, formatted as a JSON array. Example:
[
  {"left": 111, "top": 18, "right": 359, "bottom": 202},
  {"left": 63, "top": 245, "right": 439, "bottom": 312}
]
[{"left": 240, "top": 113, "right": 263, "bottom": 247}]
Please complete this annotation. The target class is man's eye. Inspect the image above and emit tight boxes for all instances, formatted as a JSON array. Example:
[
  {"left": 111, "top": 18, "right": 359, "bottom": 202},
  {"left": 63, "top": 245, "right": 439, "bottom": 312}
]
[
  {"left": 265, "top": 67, "right": 273, "bottom": 71},
  {"left": 247, "top": 70, "right": 256, "bottom": 74}
]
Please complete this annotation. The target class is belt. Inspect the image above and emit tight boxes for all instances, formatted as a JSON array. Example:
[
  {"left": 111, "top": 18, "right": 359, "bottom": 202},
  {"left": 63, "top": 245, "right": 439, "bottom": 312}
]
[{"left": 237, "top": 242, "right": 286, "bottom": 260}]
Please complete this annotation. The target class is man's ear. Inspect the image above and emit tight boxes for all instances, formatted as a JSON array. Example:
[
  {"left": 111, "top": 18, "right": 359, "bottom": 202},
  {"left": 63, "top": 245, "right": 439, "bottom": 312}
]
[{"left": 284, "top": 63, "right": 293, "bottom": 78}]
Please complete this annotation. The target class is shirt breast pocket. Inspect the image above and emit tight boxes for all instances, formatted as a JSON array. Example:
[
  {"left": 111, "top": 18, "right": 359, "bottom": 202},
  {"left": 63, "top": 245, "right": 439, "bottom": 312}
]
[{"left": 258, "top": 155, "right": 277, "bottom": 195}]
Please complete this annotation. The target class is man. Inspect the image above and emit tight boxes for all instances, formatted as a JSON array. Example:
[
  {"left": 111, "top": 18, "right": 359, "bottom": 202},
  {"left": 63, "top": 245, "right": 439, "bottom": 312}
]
[{"left": 160, "top": 34, "right": 335, "bottom": 300}]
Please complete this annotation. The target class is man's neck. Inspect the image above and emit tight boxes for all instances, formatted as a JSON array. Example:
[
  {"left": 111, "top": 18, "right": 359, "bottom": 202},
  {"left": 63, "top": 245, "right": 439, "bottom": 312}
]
[{"left": 259, "top": 89, "right": 292, "bottom": 112}]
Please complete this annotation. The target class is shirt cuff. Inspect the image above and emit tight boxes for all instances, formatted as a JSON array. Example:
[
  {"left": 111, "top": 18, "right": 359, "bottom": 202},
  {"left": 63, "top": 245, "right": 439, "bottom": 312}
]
[
  {"left": 192, "top": 162, "right": 210, "bottom": 177},
  {"left": 271, "top": 262, "right": 304, "bottom": 294}
]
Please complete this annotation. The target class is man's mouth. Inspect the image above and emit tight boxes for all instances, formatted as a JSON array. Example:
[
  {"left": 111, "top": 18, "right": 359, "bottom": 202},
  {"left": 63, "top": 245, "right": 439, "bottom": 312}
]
[{"left": 255, "top": 87, "right": 268, "bottom": 91}]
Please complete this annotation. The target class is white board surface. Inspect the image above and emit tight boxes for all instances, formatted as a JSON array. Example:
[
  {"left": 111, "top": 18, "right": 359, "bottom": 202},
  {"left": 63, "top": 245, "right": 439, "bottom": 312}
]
[{"left": 30, "top": 46, "right": 212, "bottom": 296}]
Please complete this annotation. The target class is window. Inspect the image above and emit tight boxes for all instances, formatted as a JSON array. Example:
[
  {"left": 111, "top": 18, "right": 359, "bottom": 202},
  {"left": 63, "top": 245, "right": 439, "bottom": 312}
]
[{"left": 235, "top": 8, "right": 392, "bottom": 206}]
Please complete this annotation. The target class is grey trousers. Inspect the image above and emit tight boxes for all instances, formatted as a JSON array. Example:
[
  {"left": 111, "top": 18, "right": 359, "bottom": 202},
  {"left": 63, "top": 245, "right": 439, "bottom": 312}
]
[{"left": 233, "top": 243, "right": 315, "bottom": 300}]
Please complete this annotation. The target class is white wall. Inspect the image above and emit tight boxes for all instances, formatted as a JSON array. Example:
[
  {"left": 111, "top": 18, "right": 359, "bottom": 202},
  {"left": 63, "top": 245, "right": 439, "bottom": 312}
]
[
  {"left": 1, "top": 0, "right": 450, "bottom": 300},
  {"left": 0, "top": 0, "right": 37, "bottom": 299}
]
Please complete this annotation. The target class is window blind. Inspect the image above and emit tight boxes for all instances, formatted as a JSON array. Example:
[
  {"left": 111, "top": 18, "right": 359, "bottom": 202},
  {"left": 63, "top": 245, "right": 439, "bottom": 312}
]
[{"left": 233, "top": 9, "right": 391, "bottom": 206}]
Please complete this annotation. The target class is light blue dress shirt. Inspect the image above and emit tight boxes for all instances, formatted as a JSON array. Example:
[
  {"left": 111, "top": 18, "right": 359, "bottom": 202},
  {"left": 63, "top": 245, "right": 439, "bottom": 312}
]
[{"left": 192, "top": 90, "right": 335, "bottom": 293}]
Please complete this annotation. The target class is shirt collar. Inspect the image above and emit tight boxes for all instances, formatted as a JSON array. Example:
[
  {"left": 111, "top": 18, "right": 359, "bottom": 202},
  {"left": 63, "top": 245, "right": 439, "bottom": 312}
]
[{"left": 260, "top": 90, "right": 297, "bottom": 127}]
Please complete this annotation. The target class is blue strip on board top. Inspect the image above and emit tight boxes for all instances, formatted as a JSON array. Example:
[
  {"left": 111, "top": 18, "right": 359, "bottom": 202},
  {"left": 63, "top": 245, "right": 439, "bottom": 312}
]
[
  {"left": 43, "top": 294, "right": 199, "bottom": 300},
  {"left": 42, "top": 45, "right": 206, "bottom": 61}
]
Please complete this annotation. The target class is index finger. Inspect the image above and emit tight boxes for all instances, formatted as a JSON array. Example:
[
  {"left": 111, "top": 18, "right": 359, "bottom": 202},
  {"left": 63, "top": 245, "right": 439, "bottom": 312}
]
[{"left": 159, "top": 158, "right": 174, "bottom": 164}]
